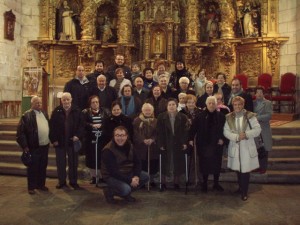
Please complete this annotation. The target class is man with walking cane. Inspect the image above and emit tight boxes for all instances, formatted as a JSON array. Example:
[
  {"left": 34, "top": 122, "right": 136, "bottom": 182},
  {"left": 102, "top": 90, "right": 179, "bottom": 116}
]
[{"left": 50, "top": 92, "right": 85, "bottom": 190}]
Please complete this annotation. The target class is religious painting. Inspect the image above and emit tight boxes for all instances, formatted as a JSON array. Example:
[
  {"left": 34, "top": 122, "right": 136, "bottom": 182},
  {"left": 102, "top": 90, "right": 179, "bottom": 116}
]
[
  {"left": 22, "top": 67, "right": 43, "bottom": 97},
  {"left": 4, "top": 10, "right": 16, "bottom": 41}
]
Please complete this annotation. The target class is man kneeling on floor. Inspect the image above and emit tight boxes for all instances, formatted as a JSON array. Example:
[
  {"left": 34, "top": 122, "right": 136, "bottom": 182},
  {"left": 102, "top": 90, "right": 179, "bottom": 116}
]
[{"left": 101, "top": 126, "right": 149, "bottom": 203}]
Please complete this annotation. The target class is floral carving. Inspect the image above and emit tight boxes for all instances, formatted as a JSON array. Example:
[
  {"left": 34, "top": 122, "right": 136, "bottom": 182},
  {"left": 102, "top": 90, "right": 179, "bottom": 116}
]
[{"left": 267, "top": 38, "right": 280, "bottom": 76}]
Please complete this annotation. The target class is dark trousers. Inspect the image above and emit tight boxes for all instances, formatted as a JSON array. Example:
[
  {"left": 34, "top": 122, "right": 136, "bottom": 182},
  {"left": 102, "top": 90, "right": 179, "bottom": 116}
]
[
  {"left": 55, "top": 146, "right": 78, "bottom": 185},
  {"left": 27, "top": 145, "right": 49, "bottom": 190},
  {"left": 237, "top": 172, "right": 250, "bottom": 196},
  {"left": 259, "top": 151, "right": 269, "bottom": 170}
]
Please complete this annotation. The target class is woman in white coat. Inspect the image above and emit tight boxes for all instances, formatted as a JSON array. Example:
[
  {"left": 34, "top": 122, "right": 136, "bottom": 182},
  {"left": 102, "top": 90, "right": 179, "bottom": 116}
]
[{"left": 224, "top": 96, "right": 261, "bottom": 201}]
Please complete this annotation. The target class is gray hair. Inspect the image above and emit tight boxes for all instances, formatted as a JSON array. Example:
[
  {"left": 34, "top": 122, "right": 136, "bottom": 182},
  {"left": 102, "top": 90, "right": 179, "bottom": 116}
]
[
  {"left": 179, "top": 76, "right": 190, "bottom": 84},
  {"left": 61, "top": 92, "right": 72, "bottom": 99},
  {"left": 141, "top": 103, "right": 154, "bottom": 114},
  {"left": 31, "top": 95, "right": 41, "bottom": 104},
  {"left": 97, "top": 74, "right": 106, "bottom": 80},
  {"left": 205, "top": 96, "right": 217, "bottom": 105}
]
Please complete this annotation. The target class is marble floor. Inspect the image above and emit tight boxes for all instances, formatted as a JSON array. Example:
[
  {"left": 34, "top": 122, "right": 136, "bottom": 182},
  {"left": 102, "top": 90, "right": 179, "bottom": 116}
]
[{"left": 0, "top": 175, "right": 299, "bottom": 225}]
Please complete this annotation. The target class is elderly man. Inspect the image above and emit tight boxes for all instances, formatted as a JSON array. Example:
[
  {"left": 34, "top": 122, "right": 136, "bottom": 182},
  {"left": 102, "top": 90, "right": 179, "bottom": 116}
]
[
  {"left": 50, "top": 92, "right": 85, "bottom": 190},
  {"left": 132, "top": 76, "right": 149, "bottom": 103},
  {"left": 64, "top": 65, "right": 90, "bottom": 110},
  {"left": 101, "top": 126, "right": 149, "bottom": 204},
  {"left": 89, "top": 74, "right": 118, "bottom": 110},
  {"left": 106, "top": 54, "right": 132, "bottom": 82},
  {"left": 227, "top": 78, "right": 253, "bottom": 112},
  {"left": 17, "top": 96, "right": 50, "bottom": 194}
]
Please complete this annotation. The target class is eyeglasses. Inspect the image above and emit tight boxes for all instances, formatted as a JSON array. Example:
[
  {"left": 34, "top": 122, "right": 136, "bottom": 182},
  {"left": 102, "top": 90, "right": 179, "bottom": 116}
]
[{"left": 114, "top": 134, "right": 127, "bottom": 137}]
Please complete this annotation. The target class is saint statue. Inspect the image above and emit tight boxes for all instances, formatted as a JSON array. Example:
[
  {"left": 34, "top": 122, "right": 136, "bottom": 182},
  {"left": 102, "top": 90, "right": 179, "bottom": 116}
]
[
  {"left": 155, "top": 31, "right": 162, "bottom": 53},
  {"left": 102, "top": 17, "right": 113, "bottom": 42},
  {"left": 61, "top": 1, "right": 77, "bottom": 40},
  {"left": 242, "top": 1, "right": 259, "bottom": 37}
]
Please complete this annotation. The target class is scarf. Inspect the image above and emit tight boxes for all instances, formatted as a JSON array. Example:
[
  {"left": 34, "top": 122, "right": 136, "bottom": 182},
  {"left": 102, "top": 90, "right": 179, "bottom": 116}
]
[
  {"left": 121, "top": 96, "right": 135, "bottom": 116},
  {"left": 138, "top": 113, "right": 155, "bottom": 128},
  {"left": 114, "top": 78, "right": 124, "bottom": 94}
]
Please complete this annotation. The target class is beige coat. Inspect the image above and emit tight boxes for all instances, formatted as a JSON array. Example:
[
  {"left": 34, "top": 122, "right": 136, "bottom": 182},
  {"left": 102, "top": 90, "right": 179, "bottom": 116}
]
[{"left": 224, "top": 110, "right": 261, "bottom": 173}]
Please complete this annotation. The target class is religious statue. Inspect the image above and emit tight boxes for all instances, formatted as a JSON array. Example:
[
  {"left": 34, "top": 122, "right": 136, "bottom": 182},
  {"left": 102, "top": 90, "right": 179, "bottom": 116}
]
[
  {"left": 206, "top": 5, "right": 219, "bottom": 41},
  {"left": 241, "top": 1, "right": 260, "bottom": 37},
  {"left": 155, "top": 31, "right": 162, "bottom": 53},
  {"left": 102, "top": 17, "right": 113, "bottom": 42},
  {"left": 61, "top": 1, "right": 77, "bottom": 40}
]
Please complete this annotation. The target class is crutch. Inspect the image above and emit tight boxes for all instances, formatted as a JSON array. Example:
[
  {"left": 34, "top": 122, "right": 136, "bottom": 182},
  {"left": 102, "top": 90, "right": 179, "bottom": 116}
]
[
  {"left": 94, "top": 130, "right": 102, "bottom": 187},
  {"left": 147, "top": 145, "right": 150, "bottom": 191},
  {"left": 194, "top": 138, "right": 198, "bottom": 186}
]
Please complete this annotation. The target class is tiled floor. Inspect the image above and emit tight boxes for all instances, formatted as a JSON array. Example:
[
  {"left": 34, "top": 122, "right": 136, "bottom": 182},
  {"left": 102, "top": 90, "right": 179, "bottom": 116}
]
[{"left": 0, "top": 175, "right": 299, "bottom": 225}]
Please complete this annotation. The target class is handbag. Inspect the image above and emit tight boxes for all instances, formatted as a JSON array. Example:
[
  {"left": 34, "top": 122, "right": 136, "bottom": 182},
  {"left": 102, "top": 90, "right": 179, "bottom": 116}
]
[
  {"left": 247, "top": 118, "right": 267, "bottom": 159},
  {"left": 21, "top": 151, "right": 32, "bottom": 167}
]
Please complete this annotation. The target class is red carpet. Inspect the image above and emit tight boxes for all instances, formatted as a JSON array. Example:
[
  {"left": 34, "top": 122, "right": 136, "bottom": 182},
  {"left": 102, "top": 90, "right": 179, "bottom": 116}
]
[{"left": 270, "top": 120, "right": 291, "bottom": 127}]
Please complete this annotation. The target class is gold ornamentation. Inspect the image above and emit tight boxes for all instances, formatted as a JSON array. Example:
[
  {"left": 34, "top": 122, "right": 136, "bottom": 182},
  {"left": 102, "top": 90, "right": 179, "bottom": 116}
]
[
  {"left": 55, "top": 51, "right": 78, "bottom": 79},
  {"left": 78, "top": 41, "right": 96, "bottom": 58},
  {"left": 218, "top": 41, "right": 235, "bottom": 75},
  {"left": 81, "top": 0, "right": 97, "bottom": 40},
  {"left": 38, "top": 44, "right": 49, "bottom": 66},
  {"left": 267, "top": 38, "right": 280, "bottom": 76},
  {"left": 117, "top": 0, "right": 132, "bottom": 44},
  {"left": 239, "top": 49, "right": 261, "bottom": 78},
  {"left": 219, "top": 0, "right": 235, "bottom": 39},
  {"left": 184, "top": 45, "right": 202, "bottom": 72}
]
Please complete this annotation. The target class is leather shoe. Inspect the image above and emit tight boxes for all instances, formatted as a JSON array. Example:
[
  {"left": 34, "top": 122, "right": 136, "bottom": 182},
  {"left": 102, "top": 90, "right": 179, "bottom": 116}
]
[
  {"left": 213, "top": 184, "right": 224, "bottom": 192},
  {"left": 69, "top": 183, "right": 81, "bottom": 190},
  {"left": 90, "top": 177, "right": 96, "bottom": 184},
  {"left": 56, "top": 183, "right": 67, "bottom": 189},
  {"left": 28, "top": 189, "right": 36, "bottom": 195},
  {"left": 241, "top": 195, "right": 248, "bottom": 201},
  {"left": 124, "top": 195, "right": 136, "bottom": 203},
  {"left": 37, "top": 186, "right": 49, "bottom": 192}
]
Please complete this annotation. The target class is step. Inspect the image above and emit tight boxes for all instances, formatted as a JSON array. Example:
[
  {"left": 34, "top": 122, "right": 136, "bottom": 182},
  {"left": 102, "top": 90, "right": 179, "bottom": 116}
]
[
  {"left": 0, "top": 131, "right": 16, "bottom": 141},
  {"left": 219, "top": 170, "right": 300, "bottom": 184},
  {"left": 269, "top": 146, "right": 300, "bottom": 158},
  {"left": 272, "top": 127, "right": 300, "bottom": 135},
  {"left": 272, "top": 135, "right": 300, "bottom": 146},
  {"left": 0, "top": 162, "right": 58, "bottom": 178},
  {"left": 0, "top": 121, "right": 18, "bottom": 131},
  {"left": 0, "top": 151, "right": 57, "bottom": 165},
  {"left": 0, "top": 140, "right": 19, "bottom": 151},
  {"left": 267, "top": 158, "right": 300, "bottom": 170}
]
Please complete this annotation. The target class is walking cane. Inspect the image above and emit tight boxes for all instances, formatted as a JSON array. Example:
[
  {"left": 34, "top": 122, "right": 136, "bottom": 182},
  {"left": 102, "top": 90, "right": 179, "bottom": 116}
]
[
  {"left": 194, "top": 138, "right": 198, "bottom": 187},
  {"left": 185, "top": 152, "right": 188, "bottom": 195},
  {"left": 94, "top": 130, "right": 102, "bottom": 187},
  {"left": 147, "top": 145, "right": 150, "bottom": 191},
  {"left": 159, "top": 151, "right": 162, "bottom": 192}
]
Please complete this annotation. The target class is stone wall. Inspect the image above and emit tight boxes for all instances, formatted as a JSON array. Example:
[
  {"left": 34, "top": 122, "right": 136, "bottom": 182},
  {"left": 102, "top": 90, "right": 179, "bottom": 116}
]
[{"left": 0, "top": 0, "right": 39, "bottom": 103}]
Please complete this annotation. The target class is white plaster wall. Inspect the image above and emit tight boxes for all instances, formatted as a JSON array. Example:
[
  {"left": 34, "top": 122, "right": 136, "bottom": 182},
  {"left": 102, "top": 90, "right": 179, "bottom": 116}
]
[{"left": 0, "top": 0, "right": 39, "bottom": 102}]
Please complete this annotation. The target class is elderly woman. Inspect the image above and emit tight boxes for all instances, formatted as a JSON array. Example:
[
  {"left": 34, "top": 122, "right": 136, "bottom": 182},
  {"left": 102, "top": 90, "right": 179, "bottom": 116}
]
[
  {"left": 213, "top": 72, "right": 231, "bottom": 105},
  {"left": 180, "top": 94, "right": 202, "bottom": 124},
  {"left": 118, "top": 84, "right": 142, "bottom": 119},
  {"left": 196, "top": 81, "right": 214, "bottom": 109},
  {"left": 82, "top": 95, "right": 110, "bottom": 184},
  {"left": 143, "top": 67, "right": 158, "bottom": 91},
  {"left": 153, "top": 62, "right": 170, "bottom": 83},
  {"left": 189, "top": 96, "right": 226, "bottom": 192},
  {"left": 254, "top": 86, "right": 272, "bottom": 174},
  {"left": 177, "top": 92, "right": 187, "bottom": 111},
  {"left": 109, "top": 68, "right": 132, "bottom": 97},
  {"left": 214, "top": 93, "right": 230, "bottom": 115},
  {"left": 133, "top": 103, "right": 158, "bottom": 186},
  {"left": 173, "top": 76, "right": 196, "bottom": 99},
  {"left": 224, "top": 96, "right": 261, "bottom": 201},
  {"left": 103, "top": 101, "right": 133, "bottom": 144},
  {"left": 194, "top": 69, "right": 207, "bottom": 97},
  {"left": 169, "top": 60, "right": 193, "bottom": 91},
  {"left": 146, "top": 86, "right": 168, "bottom": 118},
  {"left": 157, "top": 98, "right": 189, "bottom": 190}
]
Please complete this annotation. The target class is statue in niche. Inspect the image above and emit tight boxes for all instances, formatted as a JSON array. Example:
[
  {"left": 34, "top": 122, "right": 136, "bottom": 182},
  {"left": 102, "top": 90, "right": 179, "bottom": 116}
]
[
  {"left": 61, "top": 1, "right": 77, "bottom": 40},
  {"left": 101, "top": 16, "right": 113, "bottom": 42},
  {"left": 241, "top": 1, "right": 260, "bottom": 37},
  {"left": 154, "top": 31, "right": 162, "bottom": 53},
  {"left": 56, "top": 0, "right": 81, "bottom": 40},
  {"left": 206, "top": 4, "right": 219, "bottom": 41}
]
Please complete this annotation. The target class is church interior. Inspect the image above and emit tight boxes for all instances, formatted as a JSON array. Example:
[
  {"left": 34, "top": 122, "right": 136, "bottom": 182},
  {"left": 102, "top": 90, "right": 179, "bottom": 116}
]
[{"left": 0, "top": 0, "right": 299, "bottom": 224}]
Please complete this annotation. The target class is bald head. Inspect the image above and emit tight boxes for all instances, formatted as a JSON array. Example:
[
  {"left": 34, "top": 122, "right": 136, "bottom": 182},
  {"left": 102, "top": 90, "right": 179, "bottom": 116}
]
[
  {"left": 76, "top": 65, "right": 85, "bottom": 79},
  {"left": 31, "top": 96, "right": 42, "bottom": 111}
]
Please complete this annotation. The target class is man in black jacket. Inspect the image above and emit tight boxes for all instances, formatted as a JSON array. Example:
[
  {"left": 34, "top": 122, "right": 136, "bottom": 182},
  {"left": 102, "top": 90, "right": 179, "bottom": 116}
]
[
  {"left": 101, "top": 126, "right": 149, "bottom": 203},
  {"left": 106, "top": 54, "right": 132, "bottom": 83},
  {"left": 16, "top": 96, "right": 50, "bottom": 194},
  {"left": 49, "top": 92, "right": 85, "bottom": 190},
  {"left": 227, "top": 78, "right": 253, "bottom": 112},
  {"left": 86, "top": 60, "right": 106, "bottom": 88}
]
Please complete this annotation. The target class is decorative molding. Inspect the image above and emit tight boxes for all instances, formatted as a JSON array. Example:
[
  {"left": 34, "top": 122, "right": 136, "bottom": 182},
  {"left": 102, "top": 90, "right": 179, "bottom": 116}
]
[
  {"left": 218, "top": 41, "right": 235, "bottom": 75},
  {"left": 267, "top": 38, "right": 280, "bottom": 76},
  {"left": 38, "top": 44, "right": 49, "bottom": 66},
  {"left": 78, "top": 41, "right": 96, "bottom": 59}
]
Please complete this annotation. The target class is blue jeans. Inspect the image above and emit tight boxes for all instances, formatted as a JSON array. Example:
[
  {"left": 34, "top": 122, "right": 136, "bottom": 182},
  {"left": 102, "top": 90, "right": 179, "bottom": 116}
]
[{"left": 106, "top": 171, "right": 149, "bottom": 197}]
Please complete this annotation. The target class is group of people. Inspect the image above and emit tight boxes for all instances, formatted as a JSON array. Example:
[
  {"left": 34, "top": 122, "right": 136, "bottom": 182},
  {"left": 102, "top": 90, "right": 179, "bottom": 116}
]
[{"left": 16, "top": 54, "right": 273, "bottom": 203}]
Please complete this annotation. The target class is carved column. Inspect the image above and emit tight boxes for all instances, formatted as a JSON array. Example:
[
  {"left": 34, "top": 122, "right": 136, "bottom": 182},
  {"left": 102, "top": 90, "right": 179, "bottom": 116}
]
[
  {"left": 117, "top": 0, "right": 132, "bottom": 44},
  {"left": 38, "top": 44, "right": 50, "bottom": 67},
  {"left": 219, "top": 0, "right": 235, "bottom": 39},
  {"left": 166, "top": 22, "right": 173, "bottom": 61},
  {"left": 261, "top": 0, "right": 279, "bottom": 37},
  {"left": 144, "top": 23, "right": 151, "bottom": 60},
  {"left": 217, "top": 41, "right": 236, "bottom": 77},
  {"left": 185, "top": 0, "right": 199, "bottom": 43},
  {"left": 267, "top": 39, "right": 280, "bottom": 77},
  {"left": 81, "top": 0, "right": 97, "bottom": 40},
  {"left": 39, "top": 0, "right": 51, "bottom": 40}
]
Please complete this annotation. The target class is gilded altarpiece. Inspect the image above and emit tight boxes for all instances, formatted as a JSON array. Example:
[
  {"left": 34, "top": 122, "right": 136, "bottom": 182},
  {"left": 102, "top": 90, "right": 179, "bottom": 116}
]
[{"left": 28, "top": 0, "right": 288, "bottom": 112}]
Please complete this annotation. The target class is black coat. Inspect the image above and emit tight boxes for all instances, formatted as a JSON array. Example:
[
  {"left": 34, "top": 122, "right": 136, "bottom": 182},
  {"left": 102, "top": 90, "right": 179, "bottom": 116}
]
[
  {"left": 228, "top": 91, "right": 254, "bottom": 112},
  {"left": 133, "top": 88, "right": 150, "bottom": 104},
  {"left": 16, "top": 109, "right": 49, "bottom": 150},
  {"left": 49, "top": 105, "right": 85, "bottom": 147},
  {"left": 196, "top": 93, "right": 212, "bottom": 109},
  {"left": 64, "top": 78, "right": 90, "bottom": 110},
  {"left": 189, "top": 109, "right": 225, "bottom": 174},
  {"left": 213, "top": 83, "right": 231, "bottom": 105},
  {"left": 89, "top": 86, "right": 118, "bottom": 110}
]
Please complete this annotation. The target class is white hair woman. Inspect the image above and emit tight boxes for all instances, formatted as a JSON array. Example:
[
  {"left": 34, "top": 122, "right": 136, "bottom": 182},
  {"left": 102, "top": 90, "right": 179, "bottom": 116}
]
[{"left": 133, "top": 103, "right": 158, "bottom": 187}]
